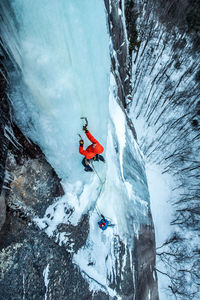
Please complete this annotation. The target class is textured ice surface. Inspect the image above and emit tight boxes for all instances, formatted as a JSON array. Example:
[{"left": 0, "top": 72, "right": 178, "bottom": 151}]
[{"left": 2, "top": 0, "right": 110, "bottom": 181}]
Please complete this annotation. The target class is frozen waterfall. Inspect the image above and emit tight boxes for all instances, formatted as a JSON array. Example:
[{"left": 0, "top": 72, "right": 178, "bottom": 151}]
[{"left": 1, "top": 0, "right": 110, "bottom": 181}]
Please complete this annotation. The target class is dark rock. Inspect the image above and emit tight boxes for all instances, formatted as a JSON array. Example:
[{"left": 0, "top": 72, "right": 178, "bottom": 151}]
[
  {"left": 0, "top": 214, "right": 106, "bottom": 300},
  {"left": 134, "top": 223, "right": 159, "bottom": 300},
  {"left": 6, "top": 152, "right": 64, "bottom": 217},
  {"left": 92, "top": 291, "right": 110, "bottom": 300},
  {"left": 104, "top": 0, "right": 137, "bottom": 140},
  {"left": 104, "top": 0, "right": 132, "bottom": 109},
  {"left": 0, "top": 193, "right": 6, "bottom": 231},
  {"left": 8, "top": 123, "right": 43, "bottom": 162},
  {"left": 191, "top": 119, "right": 198, "bottom": 127},
  {"left": 125, "top": 0, "right": 141, "bottom": 56},
  {"left": 57, "top": 214, "right": 89, "bottom": 253},
  {"left": 195, "top": 70, "right": 200, "bottom": 82},
  {"left": 108, "top": 236, "right": 135, "bottom": 299},
  {"left": 0, "top": 56, "right": 10, "bottom": 194}
]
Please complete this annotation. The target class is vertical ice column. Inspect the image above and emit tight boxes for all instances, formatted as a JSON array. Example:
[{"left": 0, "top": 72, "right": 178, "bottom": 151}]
[{"left": 2, "top": 0, "right": 110, "bottom": 180}]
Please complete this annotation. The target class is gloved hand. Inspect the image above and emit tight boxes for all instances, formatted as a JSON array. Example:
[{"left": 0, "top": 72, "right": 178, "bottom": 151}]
[
  {"left": 83, "top": 125, "right": 88, "bottom": 133},
  {"left": 79, "top": 139, "right": 84, "bottom": 146}
]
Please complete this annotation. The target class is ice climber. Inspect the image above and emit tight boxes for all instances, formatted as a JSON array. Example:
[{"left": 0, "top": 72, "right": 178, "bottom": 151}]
[
  {"left": 79, "top": 125, "right": 105, "bottom": 172},
  {"left": 98, "top": 215, "right": 109, "bottom": 230}
]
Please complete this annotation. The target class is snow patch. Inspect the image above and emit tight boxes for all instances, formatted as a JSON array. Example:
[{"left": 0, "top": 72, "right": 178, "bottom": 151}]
[
  {"left": 146, "top": 163, "right": 174, "bottom": 247},
  {"left": 43, "top": 264, "right": 50, "bottom": 300}
]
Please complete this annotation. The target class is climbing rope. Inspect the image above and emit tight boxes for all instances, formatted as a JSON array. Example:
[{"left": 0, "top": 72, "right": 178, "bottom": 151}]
[
  {"left": 91, "top": 161, "right": 104, "bottom": 184},
  {"left": 90, "top": 161, "right": 106, "bottom": 218},
  {"left": 94, "top": 206, "right": 101, "bottom": 217},
  {"left": 91, "top": 163, "right": 115, "bottom": 227}
]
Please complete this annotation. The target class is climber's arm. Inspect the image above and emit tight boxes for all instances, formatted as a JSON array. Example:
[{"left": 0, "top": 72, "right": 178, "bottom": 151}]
[{"left": 86, "top": 131, "right": 99, "bottom": 144}]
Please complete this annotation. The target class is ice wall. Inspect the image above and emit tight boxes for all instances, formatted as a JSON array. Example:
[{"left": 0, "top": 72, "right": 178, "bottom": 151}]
[{"left": 1, "top": 0, "right": 110, "bottom": 181}]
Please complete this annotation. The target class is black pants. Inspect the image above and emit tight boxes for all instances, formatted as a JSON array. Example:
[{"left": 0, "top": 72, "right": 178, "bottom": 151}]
[
  {"left": 94, "top": 154, "right": 105, "bottom": 162},
  {"left": 82, "top": 158, "right": 93, "bottom": 172},
  {"left": 82, "top": 155, "right": 105, "bottom": 172}
]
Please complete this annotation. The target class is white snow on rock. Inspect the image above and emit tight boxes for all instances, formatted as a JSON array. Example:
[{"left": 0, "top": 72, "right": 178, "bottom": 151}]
[{"left": 43, "top": 264, "right": 50, "bottom": 300}]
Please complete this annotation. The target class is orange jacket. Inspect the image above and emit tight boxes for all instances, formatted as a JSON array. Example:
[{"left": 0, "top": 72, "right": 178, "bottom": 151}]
[{"left": 79, "top": 131, "right": 104, "bottom": 160}]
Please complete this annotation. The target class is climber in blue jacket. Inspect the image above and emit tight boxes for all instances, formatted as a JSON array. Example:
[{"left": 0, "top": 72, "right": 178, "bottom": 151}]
[{"left": 98, "top": 215, "right": 109, "bottom": 230}]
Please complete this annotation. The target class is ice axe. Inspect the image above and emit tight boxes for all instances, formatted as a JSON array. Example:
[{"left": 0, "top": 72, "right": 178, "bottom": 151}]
[{"left": 80, "top": 117, "right": 88, "bottom": 127}]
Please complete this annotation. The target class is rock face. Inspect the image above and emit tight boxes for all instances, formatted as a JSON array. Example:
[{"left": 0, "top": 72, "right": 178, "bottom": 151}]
[
  {"left": 0, "top": 58, "right": 10, "bottom": 230},
  {"left": 6, "top": 152, "right": 64, "bottom": 218},
  {"left": 134, "top": 224, "right": 158, "bottom": 300},
  {"left": 0, "top": 194, "right": 6, "bottom": 231},
  {"left": 0, "top": 214, "right": 107, "bottom": 300},
  {"left": 104, "top": 0, "right": 137, "bottom": 140}
]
